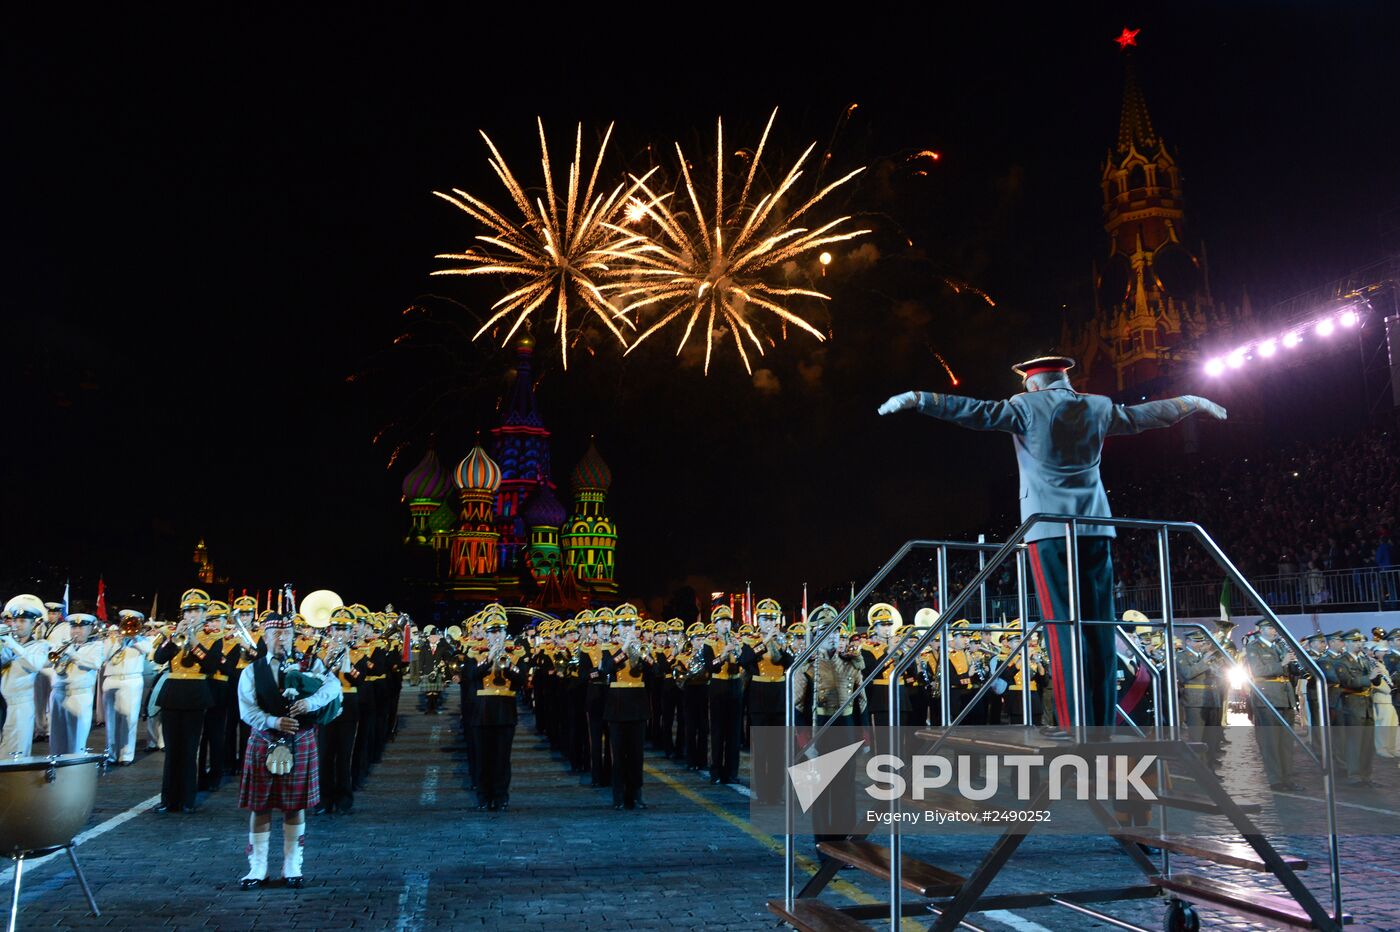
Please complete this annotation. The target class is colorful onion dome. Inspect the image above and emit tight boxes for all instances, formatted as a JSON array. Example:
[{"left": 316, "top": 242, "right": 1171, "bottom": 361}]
[
  {"left": 523, "top": 483, "right": 567, "bottom": 527},
  {"left": 454, "top": 444, "right": 502, "bottom": 492},
  {"left": 402, "top": 446, "right": 451, "bottom": 501},
  {"left": 570, "top": 438, "right": 612, "bottom": 492}
]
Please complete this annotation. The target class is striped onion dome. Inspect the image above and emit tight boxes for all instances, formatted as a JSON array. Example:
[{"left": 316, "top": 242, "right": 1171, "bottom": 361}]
[
  {"left": 454, "top": 444, "right": 502, "bottom": 492},
  {"left": 523, "top": 483, "right": 567, "bottom": 528},
  {"left": 401, "top": 447, "right": 451, "bottom": 501},
  {"left": 570, "top": 439, "right": 611, "bottom": 492}
]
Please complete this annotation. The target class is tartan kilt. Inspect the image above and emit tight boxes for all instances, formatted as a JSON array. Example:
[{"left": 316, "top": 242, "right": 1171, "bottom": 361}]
[{"left": 239, "top": 727, "right": 320, "bottom": 812}]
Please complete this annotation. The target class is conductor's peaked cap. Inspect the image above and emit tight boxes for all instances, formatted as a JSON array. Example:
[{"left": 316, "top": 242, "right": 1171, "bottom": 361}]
[{"left": 1011, "top": 356, "right": 1076, "bottom": 379}]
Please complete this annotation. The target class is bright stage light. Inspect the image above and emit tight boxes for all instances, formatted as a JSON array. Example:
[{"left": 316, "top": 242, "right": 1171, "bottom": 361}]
[
  {"left": 819, "top": 252, "right": 832, "bottom": 266},
  {"left": 1340, "top": 308, "right": 1359, "bottom": 327},
  {"left": 1259, "top": 339, "right": 1278, "bottom": 357},
  {"left": 1227, "top": 351, "right": 1246, "bottom": 369},
  {"left": 1227, "top": 665, "right": 1250, "bottom": 691},
  {"left": 1283, "top": 332, "right": 1301, "bottom": 348},
  {"left": 1316, "top": 318, "right": 1336, "bottom": 336},
  {"left": 1205, "top": 358, "right": 1226, "bottom": 377}
]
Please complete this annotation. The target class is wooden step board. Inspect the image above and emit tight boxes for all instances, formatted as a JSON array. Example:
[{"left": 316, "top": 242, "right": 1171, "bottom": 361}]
[
  {"left": 1152, "top": 873, "right": 1350, "bottom": 930},
  {"left": 817, "top": 839, "right": 965, "bottom": 897},
  {"left": 1155, "top": 793, "right": 1262, "bottom": 815},
  {"left": 767, "top": 898, "right": 873, "bottom": 932},
  {"left": 1116, "top": 831, "right": 1308, "bottom": 871}
]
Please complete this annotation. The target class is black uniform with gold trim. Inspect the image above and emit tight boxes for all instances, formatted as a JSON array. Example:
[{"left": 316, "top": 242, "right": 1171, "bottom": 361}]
[
  {"left": 152, "top": 589, "right": 224, "bottom": 813},
  {"left": 469, "top": 617, "right": 525, "bottom": 811},
  {"left": 702, "top": 606, "right": 754, "bottom": 784},
  {"left": 601, "top": 609, "right": 651, "bottom": 810}
]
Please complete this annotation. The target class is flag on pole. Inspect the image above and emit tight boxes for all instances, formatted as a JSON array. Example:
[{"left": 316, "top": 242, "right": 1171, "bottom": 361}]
[
  {"left": 150, "top": 591, "right": 158, "bottom": 621},
  {"left": 1218, "top": 578, "right": 1232, "bottom": 623},
  {"left": 402, "top": 618, "right": 412, "bottom": 663},
  {"left": 801, "top": 583, "right": 808, "bottom": 624},
  {"left": 62, "top": 580, "right": 71, "bottom": 618},
  {"left": 96, "top": 577, "right": 108, "bottom": 622}
]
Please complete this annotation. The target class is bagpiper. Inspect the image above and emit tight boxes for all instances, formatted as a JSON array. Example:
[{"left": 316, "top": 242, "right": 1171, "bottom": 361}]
[
  {"left": 236, "top": 612, "right": 341, "bottom": 890},
  {"left": 1, "top": 595, "right": 53, "bottom": 757},
  {"left": 152, "top": 588, "right": 223, "bottom": 813},
  {"left": 102, "top": 609, "right": 154, "bottom": 765}
]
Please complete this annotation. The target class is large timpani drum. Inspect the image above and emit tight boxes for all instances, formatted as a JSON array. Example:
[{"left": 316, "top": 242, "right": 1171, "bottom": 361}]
[
  {"left": 0, "top": 753, "right": 102, "bottom": 856},
  {"left": 1, "top": 753, "right": 104, "bottom": 931}
]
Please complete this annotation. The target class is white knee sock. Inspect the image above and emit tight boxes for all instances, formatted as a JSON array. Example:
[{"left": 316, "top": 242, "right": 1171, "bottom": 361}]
[
  {"left": 243, "top": 831, "right": 269, "bottom": 881},
  {"left": 282, "top": 821, "right": 305, "bottom": 878}
]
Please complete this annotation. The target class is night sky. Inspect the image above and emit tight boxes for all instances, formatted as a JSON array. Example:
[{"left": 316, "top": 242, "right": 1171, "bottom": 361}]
[{"left": 5, "top": 5, "right": 1398, "bottom": 613}]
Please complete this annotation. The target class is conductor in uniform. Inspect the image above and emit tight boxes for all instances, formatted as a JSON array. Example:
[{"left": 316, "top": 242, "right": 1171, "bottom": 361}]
[{"left": 880, "top": 355, "right": 1227, "bottom": 727}]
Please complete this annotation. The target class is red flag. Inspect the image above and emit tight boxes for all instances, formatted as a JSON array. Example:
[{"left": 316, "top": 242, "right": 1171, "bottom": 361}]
[
  {"left": 96, "top": 577, "right": 108, "bottom": 622},
  {"left": 402, "top": 620, "right": 412, "bottom": 663}
]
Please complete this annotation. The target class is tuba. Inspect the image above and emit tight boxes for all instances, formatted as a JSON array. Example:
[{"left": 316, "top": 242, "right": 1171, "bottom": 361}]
[{"left": 299, "top": 590, "right": 343, "bottom": 631}]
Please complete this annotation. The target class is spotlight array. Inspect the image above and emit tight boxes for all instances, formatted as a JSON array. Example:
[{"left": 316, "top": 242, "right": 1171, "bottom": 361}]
[{"left": 1204, "top": 302, "right": 1366, "bottom": 377}]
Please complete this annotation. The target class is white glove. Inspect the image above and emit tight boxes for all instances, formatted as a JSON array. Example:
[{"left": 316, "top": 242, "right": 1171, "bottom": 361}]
[
  {"left": 878, "top": 391, "right": 920, "bottom": 415},
  {"left": 1189, "top": 396, "right": 1228, "bottom": 421}
]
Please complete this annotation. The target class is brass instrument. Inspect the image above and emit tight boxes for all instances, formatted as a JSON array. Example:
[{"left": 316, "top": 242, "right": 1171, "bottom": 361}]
[
  {"left": 119, "top": 614, "right": 142, "bottom": 637},
  {"left": 49, "top": 639, "right": 74, "bottom": 666},
  {"left": 0, "top": 622, "right": 11, "bottom": 638}
]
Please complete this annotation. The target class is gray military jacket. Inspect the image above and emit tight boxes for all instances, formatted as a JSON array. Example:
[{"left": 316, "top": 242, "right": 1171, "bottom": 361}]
[
  {"left": 916, "top": 384, "right": 1208, "bottom": 543},
  {"left": 1176, "top": 647, "right": 1220, "bottom": 708},
  {"left": 1244, "top": 638, "right": 1296, "bottom": 709}
]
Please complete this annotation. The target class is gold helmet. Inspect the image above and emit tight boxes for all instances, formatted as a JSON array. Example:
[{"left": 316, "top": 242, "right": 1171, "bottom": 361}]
[
  {"left": 867, "top": 602, "right": 901, "bottom": 627},
  {"left": 180, "top": 588, "right": 211, "bottom": 611},
  {"left": 710, "top": 604, "right": 733, "bottom": 623},
  {"left": 754, "top": 598, "right": 782, "bottom": 622},
  {"left": 206, "top": 600, "right": 230, "bottom": 620}
]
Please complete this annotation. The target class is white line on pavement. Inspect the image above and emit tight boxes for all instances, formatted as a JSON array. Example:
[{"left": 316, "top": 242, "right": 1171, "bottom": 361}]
[
  {"left": 420, "top": 766, "right": 440, "bottom": 807},
  {"left": 0, "top": 793, "right": 162, "bottom": 885},
  {"left": 394, "top": 869, "right": 430, "bottom": 932},
  {"left": 980, "top": 909, "right": 1055, "bottom": 932}
]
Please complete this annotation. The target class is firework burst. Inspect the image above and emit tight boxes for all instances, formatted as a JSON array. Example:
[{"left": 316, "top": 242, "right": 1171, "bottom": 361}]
[
  {"left": 432, "top": 120, "right": 653, "bottom": 368},
  {"left": 607, "top": 109, "right": 868, "bottom": 373}
]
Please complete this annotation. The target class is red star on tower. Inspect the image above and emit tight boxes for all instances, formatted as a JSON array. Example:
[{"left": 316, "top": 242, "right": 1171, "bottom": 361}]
[{"left": 1115, "top": 27, "right": 1140, "bottom": 50}]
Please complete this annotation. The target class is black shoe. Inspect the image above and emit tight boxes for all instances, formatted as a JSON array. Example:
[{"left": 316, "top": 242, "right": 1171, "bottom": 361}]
[
  {"left": 476, "top": 804, "right": 489, "bottom": 811},
  {"left": 634, "top": 800, "right": 648, "bottom": 810},
  {"left": 709, "top": 776, "right": 722, "bottom": 784},
  {"left": 183, "top": 805, "right": 199, "bottom": 814},
  {"left": 498, "top": 804, "right": 509, "bottom": 813},
  {"left": 312, "top": 804, "right": 330, "bottom": 816},
  {"left": 239, "top": 878, "right": 263, "bottom": 891},
  {"left": 624, "top": 801, "right": 635, "bottom": 810},
  {"left": 613, "top": 803, "right": 624, "bottom": 810},
  {"left": 153, "top": 804, "right": 172, "bottom": 813},
  {"left": 285, "top": 876, "right": 304, "bottom": 889},
  {"left": 338, "top": 803, "right": 353, "bottom": 815}
]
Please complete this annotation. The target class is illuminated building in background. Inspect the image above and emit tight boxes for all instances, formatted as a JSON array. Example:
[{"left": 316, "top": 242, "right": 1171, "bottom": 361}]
[{"left": 1063, "top": 34, "right": 1252, "bottom": 395}]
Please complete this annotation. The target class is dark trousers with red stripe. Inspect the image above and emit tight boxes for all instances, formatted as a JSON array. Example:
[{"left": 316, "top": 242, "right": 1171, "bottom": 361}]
[{"left": 1027, "top": 537, "right": 1118, "bottom": 728}]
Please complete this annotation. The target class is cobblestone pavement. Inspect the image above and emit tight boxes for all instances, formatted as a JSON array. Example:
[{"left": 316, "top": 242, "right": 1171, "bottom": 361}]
[{"left": 8, "top": 694, "right": 1400, "bottom": 930}]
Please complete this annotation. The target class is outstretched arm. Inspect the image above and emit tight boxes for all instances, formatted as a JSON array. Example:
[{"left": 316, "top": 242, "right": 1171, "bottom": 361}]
[
  {"left": 878, "top": 390, "right": 1027, "bottom": 434},
  {"left": 1108, "top": 395, "right": 1227, "bottom": 436}
]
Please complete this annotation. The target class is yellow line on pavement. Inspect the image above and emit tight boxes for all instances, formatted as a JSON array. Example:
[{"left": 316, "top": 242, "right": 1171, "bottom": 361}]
[{"left": 645, "top": 764, "right": 924, "bottom": 931}]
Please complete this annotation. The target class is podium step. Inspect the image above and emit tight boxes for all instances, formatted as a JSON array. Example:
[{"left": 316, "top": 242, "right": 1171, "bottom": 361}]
[
  {"left": 1152, "top": 872, "right": 1349, "bottom": 930},
  {"left": 1116, "top": 830, "right": 1307, "bottom": 871},
  {"left": 816, "top": 839, "right": 965, "bottom": 897},
  {"left": 1154, "top": 792, "right": 1262, "bottom": 815},
  {"left": 767, "top": 898, "right": 873, "bottom": 932}
]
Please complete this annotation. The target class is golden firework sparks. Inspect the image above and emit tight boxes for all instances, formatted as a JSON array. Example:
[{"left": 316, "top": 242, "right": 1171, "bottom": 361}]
[
  {"left": 607, "top": 109, "right": 868, "bottom": 374},
  {"left": 431, "top": 120, "right": 655, "bottom": 367}
]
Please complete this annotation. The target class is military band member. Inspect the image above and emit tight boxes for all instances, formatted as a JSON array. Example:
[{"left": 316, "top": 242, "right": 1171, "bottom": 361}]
[
  {"left": 226, "top": 596, "right": 262, "bottom": 771},
  {"left": 417, "top": 626, "right": 451, "bottom": 714},
  {"left": 49, "top": 612, "right": 112, "bottom": 755},
  {"left": 679, "top": 621, "right": 710, "bottom": 771},
  {"left": 1244, "top": 619, "right": 1300, "bottom": 791},
  {"left": 880, "top": 357, "right": 1227, "bottom": 727},
  {"left": 1335, "top": 629, "right": 1383, "bottom": 786},
  {"left": 1177, "top": 630, "right": 1222, "bottom": 760},
  {"left": 578, "top": 608, "right": 614, "bottom": 788},
  {"left": 2, "top": 595, "right": 53, "bottom": 757},
  {"left": 704, "top": 605, "right": 753, "bottom": 785},
  {"left": 350, "top": 609, "right": 378, "bottom": 791},
  {"left": 561, "top": 619, "right": 589, "bottom": 774},
  {"left": 103, "top": 609, "right": 154, "bottom": 765},
  {"left": 807, "top": 607, "right": 864, "bottom": 857},
  {"left": 32, "top": 601, "right": 70, "bottom": 742},
  {"left": 947, "top": 622, "right": 984, "bottom": 725},
  {"left": 656, "top": 619, "right": 686, "bottom": 758},
  {"left": 470, "top": 614, "right": 525, "bottom": 811},
  {"left": 602, "top": 605, "right": 651, "bottom": 810},
  {"left": 236, "top": 612, "right": 340, "bottom": 890},
  {"left": 316, "top": 607, "right": 366, "bottom": 814},
  {"left": 152, "top": 588, "right": 223, "bottom": 813},
  {"left": 1002, "top": 628, "right": 1046, "bottom": 726},
  {"left": 746, "top": 599, "right": 792, "bottom": 803},
  {"left": 200, "top": 601, "right": 240, "bottom": 791},
  {"left": 860, "top": 603, "right": 917, "bottom": 755},
  {"left": 1368, "top": 640, "right": 1397, "bottom": 759}
]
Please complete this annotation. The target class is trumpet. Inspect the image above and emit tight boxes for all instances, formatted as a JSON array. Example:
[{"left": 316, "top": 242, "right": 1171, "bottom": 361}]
[{"left": 49, "top": 639, "right": 74, "bottom": 666}]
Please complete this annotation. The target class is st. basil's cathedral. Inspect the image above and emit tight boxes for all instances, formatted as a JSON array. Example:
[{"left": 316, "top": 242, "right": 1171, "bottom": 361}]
[{"left": 396, "top": 333, "right": 617, "bottom": 611}]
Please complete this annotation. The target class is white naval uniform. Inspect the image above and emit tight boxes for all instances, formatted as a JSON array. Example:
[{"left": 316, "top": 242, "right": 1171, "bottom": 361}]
[
  {"left": 103, "top": 636, "right": 154, "bottom": 762},
  {"left": 2, "top": 636, "right": 53, "bottom": 757},
  {"left": 49, "top": 640, "right": 114, "bottom": 755},
  {"left": 32, "top": 619, "right": 71, "bottom": 737}
]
